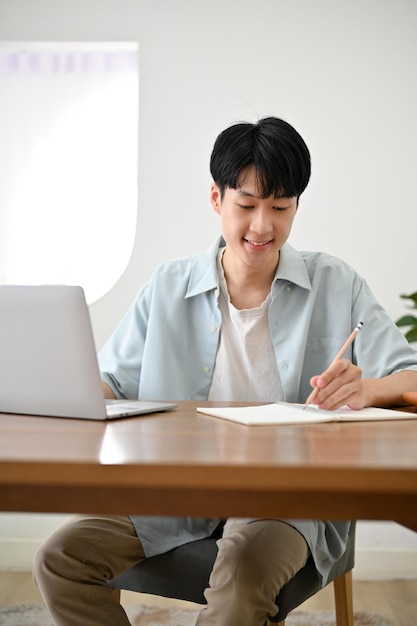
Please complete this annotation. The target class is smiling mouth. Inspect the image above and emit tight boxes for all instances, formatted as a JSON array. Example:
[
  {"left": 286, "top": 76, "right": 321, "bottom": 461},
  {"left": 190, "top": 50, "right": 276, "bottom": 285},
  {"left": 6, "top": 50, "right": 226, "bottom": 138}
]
[{"left": 244, "top": 238, "right": 273, "bottom": 247}]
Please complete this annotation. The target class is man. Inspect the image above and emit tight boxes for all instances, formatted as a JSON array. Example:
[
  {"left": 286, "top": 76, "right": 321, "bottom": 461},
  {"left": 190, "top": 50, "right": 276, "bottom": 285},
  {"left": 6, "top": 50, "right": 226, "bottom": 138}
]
[{"left": 34, "top": 117, "right": 417, "bottom": 625}]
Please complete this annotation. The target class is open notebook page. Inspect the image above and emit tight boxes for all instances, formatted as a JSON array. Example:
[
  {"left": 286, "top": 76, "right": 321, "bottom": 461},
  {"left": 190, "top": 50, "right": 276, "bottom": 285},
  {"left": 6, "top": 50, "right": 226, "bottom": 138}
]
[{"left": 196, "top": 402, "right": 417, "bottom": 426}]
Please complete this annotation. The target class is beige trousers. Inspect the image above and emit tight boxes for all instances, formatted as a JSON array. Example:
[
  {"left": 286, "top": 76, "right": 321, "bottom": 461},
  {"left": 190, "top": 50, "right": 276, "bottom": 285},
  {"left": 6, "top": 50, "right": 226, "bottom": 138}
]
[{"left": 33, "top": 515, "right": 309, "bottom": 626}]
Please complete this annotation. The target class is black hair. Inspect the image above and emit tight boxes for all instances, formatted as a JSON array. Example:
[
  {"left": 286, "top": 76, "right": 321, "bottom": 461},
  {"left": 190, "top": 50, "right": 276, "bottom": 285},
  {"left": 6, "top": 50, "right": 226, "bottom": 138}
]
[{"left": 209, "top": 117, "right": 311, "bottom": 199}]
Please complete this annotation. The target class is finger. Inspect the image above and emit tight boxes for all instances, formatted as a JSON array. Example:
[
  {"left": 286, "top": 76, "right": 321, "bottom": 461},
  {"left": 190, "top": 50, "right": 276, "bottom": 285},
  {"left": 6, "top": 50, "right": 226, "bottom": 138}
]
[
  {"left": 308, "top": 360, "right": 352, "bottom": 401},
  {"left": 312, "top": 364, "right": 363, "bottom": 409},
  {"left": 317, "top": 378, "right": 365, "bottom": 410}
]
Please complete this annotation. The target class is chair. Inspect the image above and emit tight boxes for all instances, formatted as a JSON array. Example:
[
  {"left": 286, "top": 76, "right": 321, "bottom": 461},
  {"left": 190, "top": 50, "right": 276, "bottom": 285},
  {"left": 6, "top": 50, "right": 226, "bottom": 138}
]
[{"left": 109, "top": 522, "right": 355, "bottom": 626}]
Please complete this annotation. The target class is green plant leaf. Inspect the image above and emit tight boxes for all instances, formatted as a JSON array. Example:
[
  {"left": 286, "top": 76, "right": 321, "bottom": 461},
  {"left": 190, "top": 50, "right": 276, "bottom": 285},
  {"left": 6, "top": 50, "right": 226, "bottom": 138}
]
[
  {"left": 405, "top": 327, "right": 417, "bottom": 343},
  {"left": 397, "top": 291, "right": 417, "bottom": 342},
  {"left": 400, "top": 292, "right": 417, "bottom": 307},
  {"left": 396, "top": 314, "right": 417, "bottom": 327}
]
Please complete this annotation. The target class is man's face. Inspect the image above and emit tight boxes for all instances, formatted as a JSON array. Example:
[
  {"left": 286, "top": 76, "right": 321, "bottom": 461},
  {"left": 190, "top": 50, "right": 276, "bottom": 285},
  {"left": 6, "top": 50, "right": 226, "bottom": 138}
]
[{"left": 210, "top": 166, "right": 298, "bottom": 275}]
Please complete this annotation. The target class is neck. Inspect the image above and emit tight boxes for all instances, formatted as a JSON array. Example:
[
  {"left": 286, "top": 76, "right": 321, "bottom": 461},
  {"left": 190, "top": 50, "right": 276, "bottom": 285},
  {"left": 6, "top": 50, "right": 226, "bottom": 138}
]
[{"left": 221, "top": 251, "right": 278, "bottom": 310}]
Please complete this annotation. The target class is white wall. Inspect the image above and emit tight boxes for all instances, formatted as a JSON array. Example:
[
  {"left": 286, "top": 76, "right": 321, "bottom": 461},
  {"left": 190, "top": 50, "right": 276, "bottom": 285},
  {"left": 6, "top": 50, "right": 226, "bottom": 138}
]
[{"left": 1, "top": 0, "right": 417, "bottom": 576}]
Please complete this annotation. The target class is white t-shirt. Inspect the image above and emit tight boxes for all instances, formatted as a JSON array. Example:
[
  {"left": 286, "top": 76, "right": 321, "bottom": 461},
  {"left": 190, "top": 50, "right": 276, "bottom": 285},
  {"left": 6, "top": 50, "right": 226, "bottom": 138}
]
[{"left": 208, "top": 248, "right": 284, "bottom": 402}]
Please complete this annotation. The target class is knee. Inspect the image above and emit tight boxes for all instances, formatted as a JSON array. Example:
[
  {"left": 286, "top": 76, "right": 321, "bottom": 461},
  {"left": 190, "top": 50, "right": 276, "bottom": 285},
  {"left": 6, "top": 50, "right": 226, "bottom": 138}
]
[
  {"left": 33, "top": 530, "right": 61, "bottom": 590},
  {"left": 215, "top": 521, "right": 309, "bottom": 590},
  {"left": 217, "top": 533, "right": 269, "bottom": 586},
  {"left": 33, "top": 536, "right": 55, "bottom": 591},
  {"left": 33, "top": 521, "right": 80, "bottom": 591}
]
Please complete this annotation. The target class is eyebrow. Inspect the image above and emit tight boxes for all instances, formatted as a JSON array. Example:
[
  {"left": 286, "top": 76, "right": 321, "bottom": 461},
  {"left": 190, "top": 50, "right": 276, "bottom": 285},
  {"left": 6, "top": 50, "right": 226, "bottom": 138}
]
[
  {"left": 236, "top": 188, "right": 261, "bottom": 199},
  {"left": 237, "top": 188, "right": 291, "bottom": 201}
]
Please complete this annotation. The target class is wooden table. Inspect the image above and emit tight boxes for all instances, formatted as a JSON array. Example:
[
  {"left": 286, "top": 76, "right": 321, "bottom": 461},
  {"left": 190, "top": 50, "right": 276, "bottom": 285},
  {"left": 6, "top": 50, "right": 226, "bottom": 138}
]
[{"left": 1, "top": 401, "right": 417, "bottom": 528}]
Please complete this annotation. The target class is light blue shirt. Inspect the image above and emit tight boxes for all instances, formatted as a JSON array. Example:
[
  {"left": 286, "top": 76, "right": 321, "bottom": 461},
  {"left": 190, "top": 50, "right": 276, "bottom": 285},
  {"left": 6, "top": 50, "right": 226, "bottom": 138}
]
[{"left": 99, "top": 236, "right": 417, "bottom": 584}]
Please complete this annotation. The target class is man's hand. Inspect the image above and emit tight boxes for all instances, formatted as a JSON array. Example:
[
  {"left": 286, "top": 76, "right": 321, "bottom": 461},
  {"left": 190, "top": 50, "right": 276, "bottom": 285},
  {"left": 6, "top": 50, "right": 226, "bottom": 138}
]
[
  {"left": 103, "top": 382, "right": 116, "bottom": 400},
  {"left": 308, "top": 359, "right": 369, "bottom": 410}
]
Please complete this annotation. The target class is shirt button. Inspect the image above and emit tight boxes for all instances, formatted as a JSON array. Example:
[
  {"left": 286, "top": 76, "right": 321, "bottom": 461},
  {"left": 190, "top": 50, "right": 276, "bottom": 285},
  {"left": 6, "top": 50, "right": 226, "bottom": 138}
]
[
  {"left": 203, "top": 366, "right": 211, "bottom": 374},
  {"left": 211, "top": 325, "right": 217, "bottom": 333},
  {"left": 285, "top": 285, "right": 292, "bottom": 292}
]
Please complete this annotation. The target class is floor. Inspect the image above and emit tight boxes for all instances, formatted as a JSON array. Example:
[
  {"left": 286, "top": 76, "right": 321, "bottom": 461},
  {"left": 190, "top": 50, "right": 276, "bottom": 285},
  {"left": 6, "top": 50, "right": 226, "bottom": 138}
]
[{"left": 0, "top": 572, "right": 416, "bottom": 626}]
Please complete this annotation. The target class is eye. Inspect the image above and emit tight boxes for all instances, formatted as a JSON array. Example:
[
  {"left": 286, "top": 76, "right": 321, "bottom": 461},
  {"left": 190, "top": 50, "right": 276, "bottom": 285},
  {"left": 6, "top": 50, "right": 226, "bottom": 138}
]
[
  {"left": 272, "top": 204, "right": 290, "bottom": 211},
  {"left": 237, "top": 203, "right": 255, "bottom": 210}
]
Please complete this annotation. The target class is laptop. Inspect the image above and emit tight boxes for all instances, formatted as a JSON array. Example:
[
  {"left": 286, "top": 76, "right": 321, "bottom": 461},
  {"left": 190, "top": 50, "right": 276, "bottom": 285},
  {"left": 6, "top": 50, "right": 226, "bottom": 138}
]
[{"left": 0, "top": 285, "right": 177, "bottom": 420}]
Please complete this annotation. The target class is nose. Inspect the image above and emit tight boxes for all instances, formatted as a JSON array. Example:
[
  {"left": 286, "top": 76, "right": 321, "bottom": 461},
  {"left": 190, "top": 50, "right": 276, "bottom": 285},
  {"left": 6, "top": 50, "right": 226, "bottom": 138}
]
[{"left": 250, "top": 206, "right": 273, "bottom": 235}]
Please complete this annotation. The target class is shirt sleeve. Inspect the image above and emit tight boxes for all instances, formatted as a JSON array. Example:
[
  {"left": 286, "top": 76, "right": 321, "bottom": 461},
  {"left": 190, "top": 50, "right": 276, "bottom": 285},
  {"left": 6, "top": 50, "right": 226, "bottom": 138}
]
[
  {"left": 351, "top": 277, "right": 417, "bottom": 378},
  {"left": 98, "top": 280, "right": 152, "bottom": 399}
]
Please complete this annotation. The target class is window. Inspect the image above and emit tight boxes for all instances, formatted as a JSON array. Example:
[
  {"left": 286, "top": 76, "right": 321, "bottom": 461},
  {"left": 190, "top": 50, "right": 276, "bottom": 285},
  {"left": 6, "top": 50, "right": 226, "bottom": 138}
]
[{"left": 0, "top": 42, "right": 139, "bottom": 303}]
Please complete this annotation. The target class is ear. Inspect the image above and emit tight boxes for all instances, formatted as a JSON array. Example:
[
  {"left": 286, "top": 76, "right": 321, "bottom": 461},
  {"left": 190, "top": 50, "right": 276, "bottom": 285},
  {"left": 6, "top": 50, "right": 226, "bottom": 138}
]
[{"left": 210, "top": 182, "right": 221, "bottom": 215}]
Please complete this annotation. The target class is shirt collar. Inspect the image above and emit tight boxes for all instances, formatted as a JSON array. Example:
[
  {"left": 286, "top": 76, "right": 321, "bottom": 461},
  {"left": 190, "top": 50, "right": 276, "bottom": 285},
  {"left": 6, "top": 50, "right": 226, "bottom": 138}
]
[
  {"left": 185, "top": 236, "right": 224, "bottom": 298},
  {"left": 274, "top": 242, "right": 312, "bottom": 290},
  {"left": 185, "top": 237, "right": 312, "bottom": 298}
]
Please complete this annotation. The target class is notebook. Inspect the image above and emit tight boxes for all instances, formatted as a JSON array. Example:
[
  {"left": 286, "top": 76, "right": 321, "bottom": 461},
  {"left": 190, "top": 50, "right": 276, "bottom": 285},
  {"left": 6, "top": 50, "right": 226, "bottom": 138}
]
[
  {"left": 0, "top": 285, "right": 177, "bottom": 420},
  {"left": 196, "top": 402, "right": 417, "bottom": 426}
]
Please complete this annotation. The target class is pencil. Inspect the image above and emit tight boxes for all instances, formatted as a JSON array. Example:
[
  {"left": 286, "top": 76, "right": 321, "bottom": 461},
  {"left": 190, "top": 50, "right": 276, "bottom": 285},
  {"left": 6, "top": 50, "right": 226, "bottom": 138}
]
[{"left": 303, "top": 321, "right": 364, "bottom": 409}]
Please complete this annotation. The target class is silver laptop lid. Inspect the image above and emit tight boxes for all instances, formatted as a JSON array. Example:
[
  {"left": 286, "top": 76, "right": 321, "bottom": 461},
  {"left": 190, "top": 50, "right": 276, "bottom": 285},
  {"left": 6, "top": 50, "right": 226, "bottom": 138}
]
[{"left": 0, "top": 285, "right": 107, "bottom": 419}]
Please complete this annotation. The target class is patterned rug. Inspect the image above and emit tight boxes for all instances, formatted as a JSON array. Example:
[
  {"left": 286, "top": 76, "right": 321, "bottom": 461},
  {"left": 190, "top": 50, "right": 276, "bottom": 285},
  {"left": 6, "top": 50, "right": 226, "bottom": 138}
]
[{"left": 0, "top": 603, "right": 393, "bottom": 625}]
